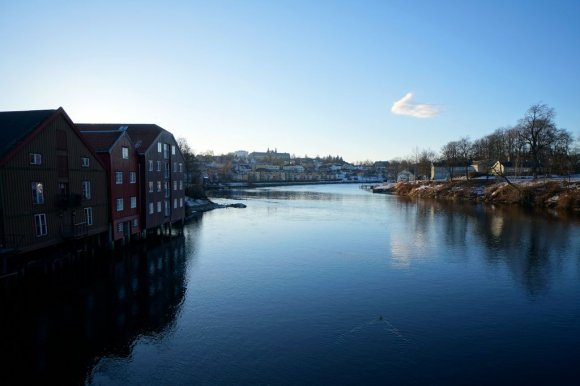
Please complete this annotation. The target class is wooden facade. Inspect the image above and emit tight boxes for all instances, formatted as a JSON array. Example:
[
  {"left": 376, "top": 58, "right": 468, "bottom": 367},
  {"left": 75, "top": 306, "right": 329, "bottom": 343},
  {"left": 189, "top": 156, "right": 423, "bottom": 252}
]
[
  {"left": 0, "top": 108, "right": 108, "bottom": 254},
  {"left": 79, "top": 127, "right": 142, "bottom": 243},
  {"left": 128, "top": 125, "right": 186, "bottom": 231}
]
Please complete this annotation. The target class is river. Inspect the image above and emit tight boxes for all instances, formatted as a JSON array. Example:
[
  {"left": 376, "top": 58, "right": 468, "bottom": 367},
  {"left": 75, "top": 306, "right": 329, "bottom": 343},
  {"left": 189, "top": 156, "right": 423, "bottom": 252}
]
[{"left": 1, "top": 184, "right": 579, "bottom": 385}]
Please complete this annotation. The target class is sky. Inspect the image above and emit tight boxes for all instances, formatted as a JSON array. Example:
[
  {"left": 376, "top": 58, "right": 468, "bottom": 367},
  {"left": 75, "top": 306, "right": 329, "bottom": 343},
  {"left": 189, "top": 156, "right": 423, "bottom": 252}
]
[{"left": 1, "top": 0, "right": 579, "bottom": 162}]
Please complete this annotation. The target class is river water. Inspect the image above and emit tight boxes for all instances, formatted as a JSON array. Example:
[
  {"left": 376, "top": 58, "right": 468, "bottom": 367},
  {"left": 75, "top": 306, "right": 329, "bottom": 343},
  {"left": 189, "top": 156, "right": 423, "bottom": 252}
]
[{"left": 1, "top": 184, "right": 579, "bottom": 385}]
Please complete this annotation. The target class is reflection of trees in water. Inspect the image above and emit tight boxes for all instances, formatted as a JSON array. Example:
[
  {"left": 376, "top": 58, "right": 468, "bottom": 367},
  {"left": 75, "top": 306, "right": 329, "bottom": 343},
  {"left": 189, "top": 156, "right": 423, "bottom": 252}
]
[
  {"left": 0, "top": 235, "right": 190, "bottom": 385},
  {"left": 406, "top": 197, "right": 578, "bottom": 296}
]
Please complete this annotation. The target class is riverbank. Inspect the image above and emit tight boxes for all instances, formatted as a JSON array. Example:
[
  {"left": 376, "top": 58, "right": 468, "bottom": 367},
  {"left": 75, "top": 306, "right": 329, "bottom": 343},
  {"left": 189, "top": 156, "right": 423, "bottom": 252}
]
[
  {"left": 372, "top": 179, "right": 580, "bottom": 212},
  {"left": 185, "top": 197, "right": 246, "bottom": 219}
]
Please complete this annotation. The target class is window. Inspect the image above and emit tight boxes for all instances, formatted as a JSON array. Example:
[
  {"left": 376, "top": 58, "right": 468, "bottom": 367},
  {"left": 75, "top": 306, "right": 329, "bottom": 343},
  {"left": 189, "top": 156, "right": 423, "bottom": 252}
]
[
  {"left": 32, "top": 182, "right": 44, "bottom": 204},
  {"left": 163, "top": 144, "right": 169, "bottom": 159},
  {"left": 158, "top": 142, "right": 162, "bottom": 153},
  {"left": 156, "top": 161, "right": 161, "bottom": 172},
  {"left": 173, "top": 181, "right": 177, "bottom": 191},
  {"left": 164, "top": 163, "right": 170, "bottom": 178},
  {"left": 149, "top": 202, "right": 154, "bottom": 214},
  {"left": 117, "top": 223, "right": 123, "bottom": 233},
  {"left": 115, "top": 171, "right": 123, "bottom": 184},
  {"left": 179, "top": 180, "right": 183, "bottom": 190},
  {"left": 157, "top": 201, "right": 161, "bottom": 213},
  {"left": 172, "top": 145, "right": 176, "bottom": 155},
  {"left": 81, "top": 157, "right": 89, "bottom": 167},
  {"left": 157, "top": 181, "right": 161, "bottom": 192},
  {"left": 130, "top": 196, "right": 137, "bottom": 208},
  {"left": 165, "top": 200, "right": 170, "bottom": 216},
  {"left": 129, "top": 171, "right": 137, "bottom": 184},
  {"left": 173, "top": 162, "right": 177, "bottom": 172},
  {"left": 149, "top": 181, "right": 153, "bottom": 193},
  {"left": 174, "top": 198, "right": 177, "bottom": 209},
  {"left": 149, "top": 160, "right": 153, "bottom": 172},
  {"left": 132, "top": 218, "right": 138, "bottom": 227},
  {"left": 84, "top": 207, "right": 93, "bottom": 226},
  {"left": 34, "top": 213, "right": 47, "bottom": 236},
  {"left": 82, "top": 181, "right": 91, "bottom": 200},
  {"left": 30, "top": 153, "right": 42, "bottom": 165},
  {"left": 121, "top": 147, "right": 129, "bottom": 159},
  {"left": 164, "top": 181, "right": 170, "bottom": 198},
  {"left": 180, "top": 197, "right": 183, "bottom": 207},
  {"left": 116, "top": 198, "right": 124, "bottom": 212},
  {"left": 179, "top": 163, "right": 183, "bottom": 173}
]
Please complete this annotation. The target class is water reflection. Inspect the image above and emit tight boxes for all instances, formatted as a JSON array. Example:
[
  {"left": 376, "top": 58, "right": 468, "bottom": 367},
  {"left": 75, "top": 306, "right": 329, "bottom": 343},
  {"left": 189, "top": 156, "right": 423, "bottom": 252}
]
[
  {"left": 0, "top": 233, "right": 191, "bottom": 386},
  {"left": 403, "top": 197, "right": 579, "bottom": 296}
]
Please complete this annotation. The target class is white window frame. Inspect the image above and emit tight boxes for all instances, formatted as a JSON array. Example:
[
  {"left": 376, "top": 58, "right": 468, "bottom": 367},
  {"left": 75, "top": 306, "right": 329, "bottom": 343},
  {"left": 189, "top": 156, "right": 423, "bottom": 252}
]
[
  {"left": 130, "top": 196, "right": 137, "bottom": 209},
  {"left": 30, "top": 153, "right": 42, "bottom": 165},
  {"left": 82, "top": 180, "right": 91, "bottom": 200},
  {"left": 116, "top": 198, "right": 124, "bottom": 212},
  {"left": 129, "top": 171, "right": 137, "bottom": 184},
  {"left": 180, "top": 197, "right": 183, "bottom": 207},
  {"left": 157, "top": 161, "right": 161, "bottom": 172},
  {"left": 84, "top": 207, "right": 93, "bottom": 226},
  {"left": 157, "top": 201, "right": 161, "bottom": 213},
  {"left": 149, "top": 202, "right": 154, "bottom": 214},
  {"left": 34, "top": 213, "right": 48, "bottom": 236},
  {"left": 157, "top": 181, "right": 161, "bottom": 192},
  {"left": 172, "top": 145, "right": 176, "bottom": 155},
  {"left": 165, "top": 200, "right": 170, "bottom": 216},
  {"left": 81, "top": 157, "right": 89, "bottom": 167},
  {"left": 174, "top": 198, "right": 177, "bottom": 208},
  {"left": 32, "top": 182, "right": 44, "bottom": 204},
  {"left": 158, "top": 142, "right": 162, "bottom": 153},
  {"left": 149, "top": 160, "right": 153, "bottom": 172},
  {"left": 149, "top": 181, "right": 153, "bottom": 193},
  {"left": 115, "top": 171, "right": 123, "bottom": 184},
  {"left": 121, "top": 147, "right": 129, "bottom": 159},
  {"left": 173, "top": 180, "right": 177, "bottom": 191}
]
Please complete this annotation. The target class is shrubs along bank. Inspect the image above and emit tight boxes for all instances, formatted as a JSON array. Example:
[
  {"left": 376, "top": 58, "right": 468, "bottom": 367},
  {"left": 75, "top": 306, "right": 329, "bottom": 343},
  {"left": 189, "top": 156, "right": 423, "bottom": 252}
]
[{"left": 373, "top": 179, "right": 580, "bottom": 212}]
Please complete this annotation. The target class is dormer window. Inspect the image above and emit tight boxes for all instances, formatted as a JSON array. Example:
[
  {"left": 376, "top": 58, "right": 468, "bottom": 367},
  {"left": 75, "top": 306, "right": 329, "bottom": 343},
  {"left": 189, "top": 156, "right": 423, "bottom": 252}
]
[
  {"left": 121, "top": 147, "right": 129, "bottom": 159},
  {"left": 81, "top": 157, "right": 90, "bottom": 167}
]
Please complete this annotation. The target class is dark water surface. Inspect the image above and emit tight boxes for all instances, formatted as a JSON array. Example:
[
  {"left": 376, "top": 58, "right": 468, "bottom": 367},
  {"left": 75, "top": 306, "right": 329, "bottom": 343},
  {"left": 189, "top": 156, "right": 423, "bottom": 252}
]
[{"left": 1, "top": 184, "right": 579, "bottom": 385}]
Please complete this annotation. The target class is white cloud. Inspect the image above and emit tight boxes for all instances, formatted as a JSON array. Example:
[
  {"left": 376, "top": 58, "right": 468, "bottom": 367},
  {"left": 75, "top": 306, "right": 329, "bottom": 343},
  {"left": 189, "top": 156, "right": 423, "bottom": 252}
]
[{"left": 391, "top": 92, "right": 440, "bottom": 118}]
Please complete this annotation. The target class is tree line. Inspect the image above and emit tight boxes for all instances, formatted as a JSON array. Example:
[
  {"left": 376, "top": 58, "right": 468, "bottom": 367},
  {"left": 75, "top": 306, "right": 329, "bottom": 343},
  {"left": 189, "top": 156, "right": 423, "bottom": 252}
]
[{"left": 393, "top": 103, "right": 578, "bottom": 180}]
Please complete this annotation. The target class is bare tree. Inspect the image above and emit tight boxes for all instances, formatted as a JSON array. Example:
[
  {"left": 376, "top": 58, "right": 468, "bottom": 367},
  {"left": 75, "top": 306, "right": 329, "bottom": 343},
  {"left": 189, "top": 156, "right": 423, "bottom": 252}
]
[
  {"left": 440, "top": 141, "right": 459, "bottom": 180},
  {"left": 456, "top": 137, "right": 473, "bottom": 179},
  {"left": 517, "top": 103, "right": 558, "bottom": 178}
]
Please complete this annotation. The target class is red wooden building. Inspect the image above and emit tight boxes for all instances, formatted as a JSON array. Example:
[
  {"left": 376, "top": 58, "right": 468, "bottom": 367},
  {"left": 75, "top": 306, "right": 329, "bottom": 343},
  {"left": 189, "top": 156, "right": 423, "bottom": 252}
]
[
  {"left": 79, "top": 126, "right": 142, "bottom": 244},
  {"left": 78, "top": 123, "right": 185, "bottom": 234}
]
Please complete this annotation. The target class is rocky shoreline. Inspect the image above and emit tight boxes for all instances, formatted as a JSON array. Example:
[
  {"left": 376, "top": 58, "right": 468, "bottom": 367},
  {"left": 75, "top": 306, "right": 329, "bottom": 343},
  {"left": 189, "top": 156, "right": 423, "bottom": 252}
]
[
  {"left": 184, "top": 197, "right": 246, "bottom": 219},
  {"left": 372, "top": 179, "right": 580, "bottom": 212}
]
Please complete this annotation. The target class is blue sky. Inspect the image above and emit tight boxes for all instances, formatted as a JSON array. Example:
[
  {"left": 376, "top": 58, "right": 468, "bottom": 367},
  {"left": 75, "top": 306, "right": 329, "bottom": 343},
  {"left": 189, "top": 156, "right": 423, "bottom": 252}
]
[{"left": 1, "top": 0, "right": 579, "bottom": 162}]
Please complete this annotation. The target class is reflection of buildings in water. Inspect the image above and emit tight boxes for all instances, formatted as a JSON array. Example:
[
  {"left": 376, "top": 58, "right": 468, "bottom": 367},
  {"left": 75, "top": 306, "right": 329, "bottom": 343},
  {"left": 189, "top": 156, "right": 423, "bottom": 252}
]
[
  {"left": 389, "top": 200, "right": 435, "bottom": 268},
  {"left": 422, "top": 200, "right": 578, "bottom": 296},
  {"left": 0, "top": 235, "right": 189, "bottom": 386}
]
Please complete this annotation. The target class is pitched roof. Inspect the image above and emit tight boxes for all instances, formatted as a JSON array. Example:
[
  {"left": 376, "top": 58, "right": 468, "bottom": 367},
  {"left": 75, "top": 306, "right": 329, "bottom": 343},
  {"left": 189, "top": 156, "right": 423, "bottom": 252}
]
[
  {"left": 78, "top": 124, "right": 163, "bottom": 153},
  {"left": 80, "top": 131, "right": 124, "bottom": 152},
  {"left": 0, "top": 109, "right": 56, "bottom": 159}
]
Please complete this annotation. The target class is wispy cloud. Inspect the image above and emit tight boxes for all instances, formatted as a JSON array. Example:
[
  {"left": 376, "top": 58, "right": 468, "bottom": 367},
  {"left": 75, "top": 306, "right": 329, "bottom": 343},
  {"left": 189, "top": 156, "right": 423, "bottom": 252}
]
[{"left": 391, "top": 93, "right": 440, "bottom": 118}]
